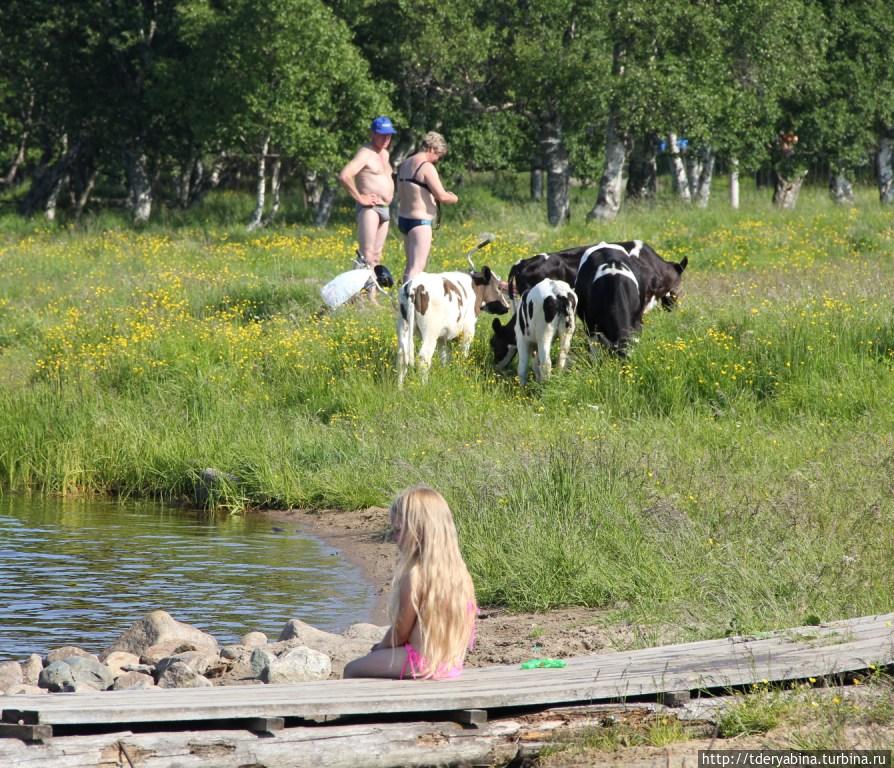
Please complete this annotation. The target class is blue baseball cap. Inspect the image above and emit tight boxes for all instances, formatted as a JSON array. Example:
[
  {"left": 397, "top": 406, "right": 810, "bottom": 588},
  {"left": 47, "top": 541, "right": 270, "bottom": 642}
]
[{"left": 370, "top": 115, "right": 397, "bottom": 135}]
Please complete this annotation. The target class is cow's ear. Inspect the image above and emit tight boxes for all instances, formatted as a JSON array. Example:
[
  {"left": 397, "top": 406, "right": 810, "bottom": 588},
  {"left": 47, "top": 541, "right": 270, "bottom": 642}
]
[
  {"left": 492, "top": 317, "right": 501, "bottom": 331},
  {"left": 676, "top": 256, "right": 688, "bottom": 273},
  {"left": 483, "top": 266, "right": 493, "bottom": 282}
]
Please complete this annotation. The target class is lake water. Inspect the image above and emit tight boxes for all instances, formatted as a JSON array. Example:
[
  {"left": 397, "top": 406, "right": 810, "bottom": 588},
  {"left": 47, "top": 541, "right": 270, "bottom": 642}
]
[{"left": 0, "top": 496, "right": 375, "bottom": 661}]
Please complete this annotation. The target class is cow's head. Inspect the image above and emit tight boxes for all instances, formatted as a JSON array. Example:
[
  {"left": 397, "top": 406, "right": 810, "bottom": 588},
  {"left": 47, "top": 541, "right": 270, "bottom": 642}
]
[
  {"left": 470, "top": 266, "right": 510, "bottom": 315},
  {"left": 659, "top": 256, "right": 688, "bottom": 310},
  {"left": 490, "top": 316, "right": 517, "bottom": 369}
]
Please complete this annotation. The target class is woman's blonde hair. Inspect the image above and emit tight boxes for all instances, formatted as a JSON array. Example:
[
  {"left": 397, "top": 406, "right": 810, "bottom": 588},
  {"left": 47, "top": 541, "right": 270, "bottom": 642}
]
[
  {"left": 389, "top": 485, "right": 476, "bottom": 677},
  {"left": 420, "top": 131, "right": 448, "bottom": 157}
]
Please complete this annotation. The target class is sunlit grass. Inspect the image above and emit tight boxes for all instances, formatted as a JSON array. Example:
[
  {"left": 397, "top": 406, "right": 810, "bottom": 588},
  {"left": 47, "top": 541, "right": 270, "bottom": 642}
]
[{"left": 0, "top": 179, "right": 893, "bottom": 635}]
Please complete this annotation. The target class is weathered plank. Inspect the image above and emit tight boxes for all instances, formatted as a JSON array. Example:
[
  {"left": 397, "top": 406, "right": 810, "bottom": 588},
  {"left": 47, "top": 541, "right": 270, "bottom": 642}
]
[{"left": 2, "top": 613, "right": 890, "bottom": 732}]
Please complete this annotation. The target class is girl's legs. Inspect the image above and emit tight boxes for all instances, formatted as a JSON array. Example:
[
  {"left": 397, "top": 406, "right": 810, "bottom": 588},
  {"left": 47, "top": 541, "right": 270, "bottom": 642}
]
[
  {"left": 343, "top": 646, "right": 410, "bottom": 679},
  {"left": 402, "top": 225, "right": 433, "bottom": 283}
]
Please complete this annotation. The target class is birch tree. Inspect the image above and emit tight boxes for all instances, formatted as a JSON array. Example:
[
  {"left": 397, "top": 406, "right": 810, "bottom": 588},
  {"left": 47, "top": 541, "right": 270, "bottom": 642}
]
[
  {"left": 588, "top": 2, "right": 725, "bottom": 220},
  {"left": 192, "top": 0, "right": 389, "bottom": 228}
]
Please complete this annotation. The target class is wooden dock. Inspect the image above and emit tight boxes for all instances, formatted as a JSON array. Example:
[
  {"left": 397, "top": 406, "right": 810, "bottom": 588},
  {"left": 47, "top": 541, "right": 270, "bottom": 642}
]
[{"left": 2, "top": 612, "right": 892, "bottom": 745}]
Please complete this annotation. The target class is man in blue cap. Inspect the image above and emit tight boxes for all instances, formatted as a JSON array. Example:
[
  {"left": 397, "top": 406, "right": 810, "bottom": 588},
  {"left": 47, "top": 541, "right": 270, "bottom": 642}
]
[{"left": 338, "top": 116, "right": 398, "bottom": 299}]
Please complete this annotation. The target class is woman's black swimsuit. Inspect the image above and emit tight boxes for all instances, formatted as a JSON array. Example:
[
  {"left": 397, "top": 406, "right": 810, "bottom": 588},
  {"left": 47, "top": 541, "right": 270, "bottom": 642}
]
[{"left": 398, "top": 161, "right": 439, "bottom": 233}]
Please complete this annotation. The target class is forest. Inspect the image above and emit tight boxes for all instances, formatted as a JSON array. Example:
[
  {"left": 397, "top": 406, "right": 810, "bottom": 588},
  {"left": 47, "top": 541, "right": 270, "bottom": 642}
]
[{"left": 1, "top": 0, "right": 893, "bottom": 227}]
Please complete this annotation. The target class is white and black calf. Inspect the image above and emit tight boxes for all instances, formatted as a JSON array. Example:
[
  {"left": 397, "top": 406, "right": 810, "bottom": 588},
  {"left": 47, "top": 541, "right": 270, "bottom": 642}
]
[
  {"left": 506, "top": 240, "right": 687, "bottom": 311},
  {"left": 490, "top": 278, "right": 577, "bottom": 385},
  {"left": 397, "top": 268, "right": 509, "bottom": 387},
  {"left": 574, "top": 243, "right": 684, "bottom": 357}
]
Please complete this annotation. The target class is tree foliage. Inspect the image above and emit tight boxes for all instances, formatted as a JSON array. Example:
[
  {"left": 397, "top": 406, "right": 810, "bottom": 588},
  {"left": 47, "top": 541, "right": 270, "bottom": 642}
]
[{"left": 2, "top": 0, "right": 892, "bottom": 220}]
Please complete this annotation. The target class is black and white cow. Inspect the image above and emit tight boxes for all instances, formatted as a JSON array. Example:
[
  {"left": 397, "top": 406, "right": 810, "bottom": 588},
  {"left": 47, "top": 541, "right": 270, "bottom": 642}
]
[
  {"left": 506, "top": 239, "right": 687, "bottom": 311},
  {"left": 574, "top": 242, "right": 686, "bottom": 357},
  {"left": 397, "top": 268, "right": 509, "bottom": 387},
  {"left": 490, "top": 278, "right": 577, "bottom": 385}
]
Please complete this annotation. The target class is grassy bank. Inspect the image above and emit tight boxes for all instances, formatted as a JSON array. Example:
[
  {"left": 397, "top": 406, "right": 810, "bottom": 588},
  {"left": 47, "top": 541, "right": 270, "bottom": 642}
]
[{"left": 1, "top": 179, "right": 892, "bottom": 640}]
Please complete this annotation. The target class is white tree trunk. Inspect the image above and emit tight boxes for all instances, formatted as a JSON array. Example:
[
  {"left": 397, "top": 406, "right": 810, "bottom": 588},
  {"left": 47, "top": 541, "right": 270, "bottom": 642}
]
[
  {"left": 530, "top": 165, "right": 543, "bottom": 201},
  {"left": 729, "top": 158, "right": 740, "bottom": 210},
  {"left": 314, "top": 184, "right": 337, "bottom": 226},
  {"left": 588, "top": 113, "right": 627, "bottom": 221},
  {"left": 541, "top": 117, "right": 570, "bottom": 226},
  {"left": 829, "top": 171, "right": 854, "bottom": 205},
  {"left": 773, "top": 169, "right": 808, "bottom": 209},
  {"left": 125, "top": 149, "right": 153, "bottom": 224},
  {"left": 73, "top": 167, "right": 98, "bottom": 220},
  {"left": 695, "top": 148, "right": 715, "bottom": 208},
  {"left": 667, "top": 133, "right": 691, "bottom": 203},
  {"left": 264, "top": 156, "right": 282, "bottom": 224},
  {"left": 247, "top": 135, "right": 270, "bottom": 230},
  {"left": 878, "top": 135, "right": 894, "bottom": 205}
]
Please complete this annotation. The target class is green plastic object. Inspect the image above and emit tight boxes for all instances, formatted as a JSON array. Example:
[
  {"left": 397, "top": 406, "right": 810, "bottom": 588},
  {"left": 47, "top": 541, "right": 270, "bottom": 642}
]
[{"left": 520, "top": 658, "right": 567, "bottom": 669}]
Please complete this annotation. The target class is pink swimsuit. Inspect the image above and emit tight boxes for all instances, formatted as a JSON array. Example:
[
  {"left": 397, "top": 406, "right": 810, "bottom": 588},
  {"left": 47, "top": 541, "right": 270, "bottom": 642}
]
[{"left": 400, "top": 602, "right": 478, "bottom": 680}]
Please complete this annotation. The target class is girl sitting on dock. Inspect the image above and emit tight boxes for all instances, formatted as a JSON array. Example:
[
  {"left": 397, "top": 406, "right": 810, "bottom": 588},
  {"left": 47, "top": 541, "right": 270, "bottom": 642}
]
[{"left": 343, "top": 485, "right": 477, "bottom": 680}]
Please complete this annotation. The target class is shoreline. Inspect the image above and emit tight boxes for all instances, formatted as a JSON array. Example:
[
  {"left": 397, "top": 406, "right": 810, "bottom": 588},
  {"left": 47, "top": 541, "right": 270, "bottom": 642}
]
[
  {"left": 258, "top": 506, "right": 395, "bottom": 626},
  {"left": 255, "top": 505, "right": 672, "bottom": 668}
]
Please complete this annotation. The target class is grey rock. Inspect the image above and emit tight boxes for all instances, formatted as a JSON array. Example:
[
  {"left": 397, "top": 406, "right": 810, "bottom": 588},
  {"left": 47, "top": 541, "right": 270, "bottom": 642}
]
[
  {"left": 113, "top": 671, "right": 156, "bottom": 690},
  {"left": 121, "top": 663, "right": 155, "bottom": 675},
  {"left": 0, "top": 661, "right": 23, "bottom": 693},
  {"left": 105, "top": 651, "right": 141, "bottom": 678},
  {"left": 241, "top": 631, "right": 268, "bottom": 648},
  {"left": 193, "top": 467, "right": 240, "bottom": 506},
  {"left": 155, "top": 650, "right": 217, "bottom": 679},
  {"left": 104, "top": 610, "right": 218, "bottom": 659},
  {"left": 38, "top": 661, "right": 76, "bottom": 692},
  {"left": 260, "top": 646, "right": 331, "bottom": 684},
  {"left": 7, "top": 684, "right": 47, "bottom": 695},
  {"left": 221, "top": 644, "right": 244, "bottom": 661},
  {"left": 249, "top": 648, "right": 276, "bottom": 679},
  {"left": 344, "top": 623, "right": 390, "bottom": 643},
  {"left": 64, "top": 656, "right": 114, "bottom": 691},
  {"left": 21, "top": 654, "right": 43, "bottom": 686},
  {"left": 275, "top": 619, "right": 388, "bottom": 678},
  {"left": 46, "top": 646, "right": 97, "bottom": 665},
  {"left": 157, "top": 661, "right": 212, "bottom": 689}
]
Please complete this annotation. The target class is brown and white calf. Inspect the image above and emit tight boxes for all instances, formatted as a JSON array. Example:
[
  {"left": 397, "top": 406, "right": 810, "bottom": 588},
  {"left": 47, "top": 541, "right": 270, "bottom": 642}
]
[
  {"left": 397, "top": 268, "right": 509, "bottom": 387},
  {"left": 490, "top": 278, "right": 577, "bottom": 385}
]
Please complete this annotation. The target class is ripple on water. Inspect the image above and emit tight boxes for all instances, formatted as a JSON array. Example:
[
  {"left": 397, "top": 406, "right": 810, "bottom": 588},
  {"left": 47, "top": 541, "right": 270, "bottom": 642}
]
[{"left": 0, "top": 497, "right": 374, "bottom": 661}]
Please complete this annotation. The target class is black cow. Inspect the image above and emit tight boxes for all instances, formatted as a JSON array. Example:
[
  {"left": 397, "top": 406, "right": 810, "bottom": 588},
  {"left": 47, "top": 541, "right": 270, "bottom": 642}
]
[
  {"left": 574, "top": 245, "right": 686, "bottom": 357},
  {"left": 507, "top": 240, "right": 687, "bottom": 311}
]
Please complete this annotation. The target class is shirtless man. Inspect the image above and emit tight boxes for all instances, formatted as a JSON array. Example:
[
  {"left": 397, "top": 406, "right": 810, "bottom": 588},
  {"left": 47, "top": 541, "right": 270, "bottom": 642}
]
[
  {"left": 396, "top": 131, "right": 458, "bottom": 284},
  {"left": 338, "top": 116, "right": 397, "bottom": 274}
]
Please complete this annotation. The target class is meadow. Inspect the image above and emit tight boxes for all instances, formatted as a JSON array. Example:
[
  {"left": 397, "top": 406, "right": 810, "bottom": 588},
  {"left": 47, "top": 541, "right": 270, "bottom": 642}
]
[{"left": 1, "top": 177, "right": 892, "bottom": 644}]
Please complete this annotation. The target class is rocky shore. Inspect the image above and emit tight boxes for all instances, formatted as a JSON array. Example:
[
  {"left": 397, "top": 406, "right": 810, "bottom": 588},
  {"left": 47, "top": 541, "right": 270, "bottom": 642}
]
[{"left": 0, "top": 609, "right": 388, "bottom": 696}]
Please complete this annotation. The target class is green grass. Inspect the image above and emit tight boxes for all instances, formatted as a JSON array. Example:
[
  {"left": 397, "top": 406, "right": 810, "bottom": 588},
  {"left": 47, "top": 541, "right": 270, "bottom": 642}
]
[{"left": 1, "top": 177, "right": 893, "bottom": 640}]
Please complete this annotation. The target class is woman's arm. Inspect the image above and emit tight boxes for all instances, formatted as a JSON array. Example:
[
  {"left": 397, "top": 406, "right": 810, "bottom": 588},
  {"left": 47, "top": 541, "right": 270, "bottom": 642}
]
[
  {"left": 372, "top": 572, "right": 417, "bottom": 650},
  {"left": 421, "top": 164, "right": 458, "bottom": 205}
]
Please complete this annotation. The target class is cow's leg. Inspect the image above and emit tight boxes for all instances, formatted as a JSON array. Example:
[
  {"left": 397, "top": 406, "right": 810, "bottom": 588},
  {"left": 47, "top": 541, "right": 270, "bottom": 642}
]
[
  {"left": 439, "top": 338, "right": 449, "bottom": 365},
  {"left": 397, "top": 319, "right": 410, "bottom": 388},
  {"left": 557, "top": 318, "right": 575, "bottom": 371},
  {"left": 537, "top": 325, "right": 557, "bottom": 382},
  {"left": 518, "top": 342, "right": 532, "bottom": 386},
  {"left": 417, "top": 335, "right": 437, "bottom": 381},
  {"left": 459, "top": 325, "right": 475, "bottom": 358}
]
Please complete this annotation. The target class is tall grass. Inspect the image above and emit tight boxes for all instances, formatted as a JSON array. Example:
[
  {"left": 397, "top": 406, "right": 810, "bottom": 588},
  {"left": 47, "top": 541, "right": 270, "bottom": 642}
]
[{"left": 1, "top": 179, "right": 892, "bottom": 639}]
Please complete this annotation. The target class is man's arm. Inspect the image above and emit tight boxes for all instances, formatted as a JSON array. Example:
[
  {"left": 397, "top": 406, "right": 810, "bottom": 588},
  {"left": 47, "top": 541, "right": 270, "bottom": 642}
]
[{"left": 338, "top": 148, "right": 378, "bottom": 206}]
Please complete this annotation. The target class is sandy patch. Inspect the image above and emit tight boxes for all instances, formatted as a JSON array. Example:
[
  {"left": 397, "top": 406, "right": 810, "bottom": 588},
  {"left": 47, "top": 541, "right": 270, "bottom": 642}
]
[{"left": 258, "top": 506, "right": 666, "bottom": 668}]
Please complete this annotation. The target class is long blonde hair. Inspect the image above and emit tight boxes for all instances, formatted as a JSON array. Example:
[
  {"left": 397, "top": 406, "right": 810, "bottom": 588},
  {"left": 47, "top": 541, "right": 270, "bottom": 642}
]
[{"left": 389, "top": 485, "right": 476, "bottom": 677}]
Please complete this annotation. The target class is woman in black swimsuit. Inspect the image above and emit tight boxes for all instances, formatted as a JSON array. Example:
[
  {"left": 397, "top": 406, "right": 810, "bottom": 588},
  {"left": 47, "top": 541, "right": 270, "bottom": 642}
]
[{"left": 396, "top": 132, "right": 459, "bottom": 283}]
